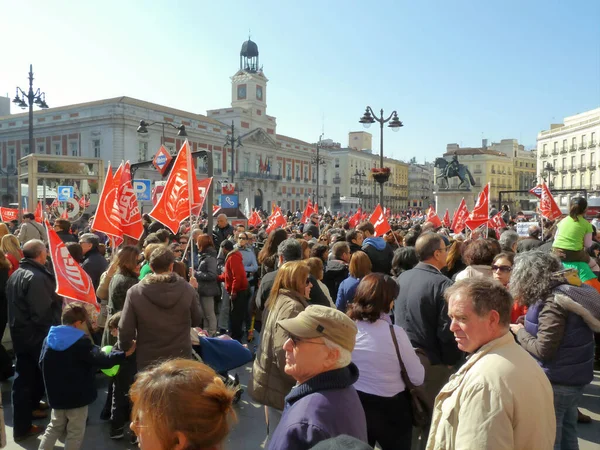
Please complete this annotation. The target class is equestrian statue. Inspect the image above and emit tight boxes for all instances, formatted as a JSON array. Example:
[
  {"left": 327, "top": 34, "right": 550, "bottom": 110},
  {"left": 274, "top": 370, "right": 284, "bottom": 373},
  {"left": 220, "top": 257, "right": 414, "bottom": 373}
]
[{"left": 434, "top": 155, "right": 476, "bottom": 189}]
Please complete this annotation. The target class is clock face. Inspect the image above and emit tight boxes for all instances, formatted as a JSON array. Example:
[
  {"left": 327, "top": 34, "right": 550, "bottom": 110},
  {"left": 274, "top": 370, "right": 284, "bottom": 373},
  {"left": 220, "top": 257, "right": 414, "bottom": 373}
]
[
  {"left": 256, "top": 85, "right": 263, "bottom": 101},
  {"left": 237, "top": 85, "right": 247, "bottom": 99}
]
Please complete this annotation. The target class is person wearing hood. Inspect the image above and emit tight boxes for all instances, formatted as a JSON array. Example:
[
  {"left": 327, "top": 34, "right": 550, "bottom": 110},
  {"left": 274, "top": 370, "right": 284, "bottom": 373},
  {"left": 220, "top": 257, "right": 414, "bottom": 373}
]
[
  {"left": 357, "top": 222, "right": 394, "bottom": 275},
  {"left": 119, "top": 247, "right": 203, "bottom": 372},
  {"left": 217, "top": 240, "right": 249, "bottom": 342},
  {"left": 192, "top": 234, "right": 219, "bottom": 336},
  {"left": 323, "top": 242, "right": 350, "bottom": 300},
  {"left": 38, "top": 303, "right": 133, "bottom": 449},
  {"left": 268, "top": 305, "right": 368, "bottom": 450}
]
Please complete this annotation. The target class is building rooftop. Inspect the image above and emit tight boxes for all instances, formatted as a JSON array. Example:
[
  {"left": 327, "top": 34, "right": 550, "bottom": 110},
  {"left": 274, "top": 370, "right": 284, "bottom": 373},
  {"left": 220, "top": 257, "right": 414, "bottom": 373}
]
[{"left": 444, "top": 148, "right": 510, "bottom": 158}]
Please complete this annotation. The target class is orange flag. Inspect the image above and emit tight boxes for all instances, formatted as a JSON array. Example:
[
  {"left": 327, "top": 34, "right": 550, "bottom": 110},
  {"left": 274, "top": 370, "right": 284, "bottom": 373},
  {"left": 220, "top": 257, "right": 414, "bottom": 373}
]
[
  {"left": 451, "top": 198, "right": 470, "bottom": 234},
  {"left": 248, "top": 210, "right": 262, "bottom": 227},
  {"left": 368, "top": 204, "right": 391, "bottom": 236},
  {"left": 465, "top": 183, "right": 490, "bottom": 230},
  {"left": 91, "top": 163, "right": 123, "bottom": 239},
  {"left": 112, "top": 161, "right": 144, "bottom": 240},
  {"left": 46, "top": 219, "right": 98, "bottom": 310},
  {"left": 266, "top": 206, "right": 287, "bottom": 233},
  {"left": 442, "top": 209, "right": 451, "bottom": 228},
  {"left": 426, "top": 206, "right": 443, "bottom": 228},
  {"left": 300, "top": 198, "right": 314, "bottom": 225},
  {"left": 540, "top": 182, "right": 562, "bottom": 221},
  {"left": 149, "top": 140, "right": 199, "bottom": 234}
]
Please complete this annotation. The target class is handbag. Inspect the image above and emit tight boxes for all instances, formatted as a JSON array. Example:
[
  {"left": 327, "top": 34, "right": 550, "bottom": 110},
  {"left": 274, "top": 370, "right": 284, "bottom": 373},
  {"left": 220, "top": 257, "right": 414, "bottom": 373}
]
[{"left": 389, "top": 324, "right": 433, "bottom": 427}]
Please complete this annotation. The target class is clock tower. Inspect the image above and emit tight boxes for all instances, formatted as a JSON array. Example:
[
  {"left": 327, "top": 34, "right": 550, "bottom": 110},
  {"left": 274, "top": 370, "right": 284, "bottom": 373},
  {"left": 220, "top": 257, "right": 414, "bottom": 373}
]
[{"left": 231, "top": 38, "right": 268, "bottom": 114}]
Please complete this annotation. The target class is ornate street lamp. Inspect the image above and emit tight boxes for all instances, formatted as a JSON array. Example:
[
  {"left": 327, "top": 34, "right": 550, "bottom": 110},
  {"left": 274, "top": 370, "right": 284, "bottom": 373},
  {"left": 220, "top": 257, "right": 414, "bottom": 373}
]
[
  {"left": 311, "top": 133, "right": 326, "bottom": 211},
  {"left": 136, "top": 120, "right": 188, "bottom": 148},
  {"left": 223, "top": 121, "right": 243, "bottom": 185},
  {"left": 13, "top": 64, "right": 49, "bottom": 156}
]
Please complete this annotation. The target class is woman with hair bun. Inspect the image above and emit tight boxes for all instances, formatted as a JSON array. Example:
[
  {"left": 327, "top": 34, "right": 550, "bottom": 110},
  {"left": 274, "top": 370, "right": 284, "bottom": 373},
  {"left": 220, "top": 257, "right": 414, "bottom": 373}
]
[{"left": 130, "top": 358, "right": 237, "bottom": 450}]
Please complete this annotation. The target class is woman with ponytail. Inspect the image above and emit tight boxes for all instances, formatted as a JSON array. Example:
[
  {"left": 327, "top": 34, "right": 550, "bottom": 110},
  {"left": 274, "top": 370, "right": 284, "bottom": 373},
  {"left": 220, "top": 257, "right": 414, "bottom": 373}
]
[{"left": 130, "top": 358, "right": 237, "bottom": 449}]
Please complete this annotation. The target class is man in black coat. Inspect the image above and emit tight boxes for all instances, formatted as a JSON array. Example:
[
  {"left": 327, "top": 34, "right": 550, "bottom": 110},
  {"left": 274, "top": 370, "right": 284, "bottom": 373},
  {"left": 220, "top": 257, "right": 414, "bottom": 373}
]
[
  {"left": 345, "top": 230, "right": 364, "bottom": 255},
  {"left": 394, "top": 233, "right": 462, "bottom": 446},
  {"left": 304, "top": 214, "right": 320, "bottom": 241},
  {"left": 323, "top": 242, "right": 350, "bottom": 300},
  {"left": 79, "top": 233, "right": 108, "bottom": 290},
  {"left": 7, "top": 239, "right": 62, "bottom": 441},
  {"left": 213, "top": 214, "right": 234, "bottom": 249},
  {"left": 53, "top": 219, "right": 77, "bottom": 244},
  {"left": 356, "top": 222, "right": 394, "bottom": 275},
  {"left": 516, "top": 225, "right": 543, "bottom": 253}
]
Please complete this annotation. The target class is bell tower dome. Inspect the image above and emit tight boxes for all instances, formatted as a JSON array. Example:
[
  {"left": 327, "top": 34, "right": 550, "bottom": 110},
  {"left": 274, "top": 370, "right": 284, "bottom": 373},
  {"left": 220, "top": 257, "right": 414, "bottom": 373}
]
[{"left": 240, "top": 38, "right": 259, "bottom": 73}]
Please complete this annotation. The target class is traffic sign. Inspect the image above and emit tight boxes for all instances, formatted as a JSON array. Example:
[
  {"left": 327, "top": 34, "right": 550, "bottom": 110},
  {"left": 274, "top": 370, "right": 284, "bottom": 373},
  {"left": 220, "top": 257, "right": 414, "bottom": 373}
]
[
  {"left": 152, "top": 145, "right": 173, "bottom": 175},
  {"left": 57, "top": 186, "right": 74, "bottom": 201},
  {"left": 220, "top": 195, "right": 239, "bottom": 209},
  {"left": 132, "top": 179, "right": 152, "bottom": 201}
]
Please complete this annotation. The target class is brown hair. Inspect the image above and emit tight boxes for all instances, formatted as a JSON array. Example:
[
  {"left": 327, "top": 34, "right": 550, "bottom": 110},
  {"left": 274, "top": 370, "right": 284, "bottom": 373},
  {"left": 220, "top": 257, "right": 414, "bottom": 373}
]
[
  {"left": 462, "top": 238, "right": 500, "bottom": 266},
  {"left": 445, "top": 239, "right": 463, "bottom": 272},
  {"left": 347, "top": 273, "right": 399, "bottom": 321},
  {"left": 143, "top": 243, "right": 163, "bottom": 262},
  {"left": 117, "top": 246, "right": 141, "bottom": 277},
  {"left": 54, "top": 218, "right": 71, "bottom": 233},
  {"left": 305, "top": 257, "right": 324, "bottom": 280},
  {"left": 106, "top": 311, "right": 122, "bottom": 330},
  {"left": 1, "top": 234, "right": 22, "bottom": 262},
  {"left": 0, "top": 223, "right": 10, "bottom": 240},
  {"left": 149, "top": 247, "right": 175, "bottom": 273},
  {"left": 493, "top": 252, "right": 515, "bottom": 266},
  {"left": 265, "top": 261, "right": 310, "bottom": 310},
  {"left": 258, "top": 229, "right": 287, "bottom": 265},
  {"left": 445, "top": 277, "right": 512, "bottom": 326},
  {"left": 61, "top": 302, "right": 90, "bottom": 326},
  {"left": 297, "top": 239, "right": 309, "bottom": 260},
  {"left": 349, "top": 251, "right": 372, "bottom": 278},
  {"left": 356, "top": 221, "right": 375, "bottom": 235},
  {"left": 197, "top": 234, "right": 215, "bottom": 253},
  {"left": 569, "top": 197, "right": 587, "bottom": 221},
  {"left": 130, "top": 359, "right": 237, "bottom": 449}
]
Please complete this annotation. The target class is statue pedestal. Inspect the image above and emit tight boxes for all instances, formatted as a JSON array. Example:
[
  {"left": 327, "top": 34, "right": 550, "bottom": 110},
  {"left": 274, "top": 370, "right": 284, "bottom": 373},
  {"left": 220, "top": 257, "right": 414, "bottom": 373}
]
[{"left": 433, "top": 187, "right": 478, "bottom": 217}]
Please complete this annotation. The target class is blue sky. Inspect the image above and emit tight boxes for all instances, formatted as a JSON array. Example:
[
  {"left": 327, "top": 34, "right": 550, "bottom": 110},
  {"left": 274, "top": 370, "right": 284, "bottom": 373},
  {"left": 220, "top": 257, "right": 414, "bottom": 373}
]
[{"left": 1, "top": 0, "right": 599, "bottom": 162}]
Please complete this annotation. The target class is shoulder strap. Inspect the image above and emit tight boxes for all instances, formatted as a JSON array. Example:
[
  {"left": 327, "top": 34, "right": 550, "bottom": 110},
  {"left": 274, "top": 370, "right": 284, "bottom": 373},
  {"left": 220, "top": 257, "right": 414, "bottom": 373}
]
[{"left": 389, "top": 324, "right": 415, "bottom": 390}]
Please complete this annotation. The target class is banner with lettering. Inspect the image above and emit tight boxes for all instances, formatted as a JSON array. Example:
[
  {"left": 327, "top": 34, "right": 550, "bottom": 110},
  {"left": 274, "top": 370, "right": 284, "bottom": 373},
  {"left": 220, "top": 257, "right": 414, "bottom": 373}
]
[{"left": 368, "top": 204, "right": 391, "bottom": 237}]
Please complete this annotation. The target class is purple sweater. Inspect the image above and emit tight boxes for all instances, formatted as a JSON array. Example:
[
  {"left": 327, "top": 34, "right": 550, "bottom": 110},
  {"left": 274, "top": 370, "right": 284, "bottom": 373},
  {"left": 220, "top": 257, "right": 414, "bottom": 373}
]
[{"left": 268, "top": 363, "right": 368, "bottom": 450}]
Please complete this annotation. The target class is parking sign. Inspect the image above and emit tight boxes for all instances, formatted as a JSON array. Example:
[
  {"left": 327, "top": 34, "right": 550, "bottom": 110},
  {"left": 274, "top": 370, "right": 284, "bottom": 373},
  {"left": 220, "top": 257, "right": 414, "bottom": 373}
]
[
  {"left": 58, "top": 186, "right": 74, "bottom": 201},
  {"left": 132, "top": 179, "right": 152, "bottom": 201}
]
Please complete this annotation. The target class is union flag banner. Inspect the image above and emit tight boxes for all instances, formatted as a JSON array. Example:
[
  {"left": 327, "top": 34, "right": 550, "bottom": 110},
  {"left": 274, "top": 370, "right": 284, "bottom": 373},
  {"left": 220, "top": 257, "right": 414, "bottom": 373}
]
[
  {"left": 266, "top": 206, "right": 286, "bottom": 233},
  {"left": 248, "top": 210, "right": 262, "bottom": 227},
  {"left": 0, "top": 207, "right": 19, "bottom": 222},
  {"left": 368, "top": 204, "right": 391, "bottom": 237},
  {"left": 540, "top": 182, "right": 562, "bottom": 221},
  {"left": 442, "top": 209, "right": 451, "bottom": 228},
  {"left": 91, "top": 162, "right": 123, "bottom": 239},
  {"left": 45, "top": 219, "right": 98, "bottom": 310},
  {"left": 300, "top": 199, "right": 314, "bottom": 225},
  {"left": 488, "top": 211, "right": 507, "bottom": 233},
  {"left": 149, "top": 140, "right": 200, "bottom": 234},
  {"left": 426, "top": 206, "right": 443, "bottom": 228},
  {"left": 348, "top": 208, "right": 362, "bottom": 228},
  {"left": 451, "top": 198, "right": 470, "bottom": 234},
  {"left": 113, "top": 161, "right": 144, "bottom": 240},
  {"left": 465, "top": 183, "right": 490, "bottom": 230},
  {"left": 190, "top": 177, "right": 212, "bottom": 216}
]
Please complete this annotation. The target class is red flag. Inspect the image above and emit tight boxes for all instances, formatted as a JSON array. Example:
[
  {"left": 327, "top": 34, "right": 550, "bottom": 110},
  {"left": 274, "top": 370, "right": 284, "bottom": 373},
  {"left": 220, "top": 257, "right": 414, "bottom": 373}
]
[
  {"left": 465, "top": 183, "right": 490, "bottom": 230},
  {"left": 191, "top": 178, "right": 213, "bottom": 216},
  {"left": 149, "top": 141, "right": 198, "bottom": 234},
  {"left": 348, "top": 208, "right": 362, "bottom": 228},
  {"left": 540, "top": 182, "right": 562, "bottom": 221},
  {"left": 45, "top": 219, "right": 98, "bottom": 310},
  {"left": 34, "top": 201, "right": 43, "bottom": 223},
  {"left": 91, "top": 163, "right": 123, "bottom": 239},
  {"left": 442, "top": 209, "right": 451, "bottom": 227},
  {"left": 0, "top": 207, "right": 19, "bottom": 222},
  {"left": 212, "top": 204, "right": 220, "bottom": 214},
  {"left": 451, "top": 198, "right": 470, "bottom": 234},
  {"left": 248, "top": 210, "right": 262, "bottom": 227},
  {"left": 78, "top": 196, "right": 90, "bottom": 209},
  {"left": 488, "top": 211, "right": 507, "bottom": 232},
  {"left": 300, "top": 199, "right": 314, "bottom": 225},
  {"left": 60, "top": 207, "right": 69, "bottom": 219},
  {"left": 112, "top": 161, "right": 144, "bottom": 240},
  {"left": 266, "top": 206, "right": 287, "bottom": 233},
  {"left": 426, "top": 206, "right": 443, "bottom": 228},
  {"left": 368, "top": 204, "right": 391, "bottom": 237}
]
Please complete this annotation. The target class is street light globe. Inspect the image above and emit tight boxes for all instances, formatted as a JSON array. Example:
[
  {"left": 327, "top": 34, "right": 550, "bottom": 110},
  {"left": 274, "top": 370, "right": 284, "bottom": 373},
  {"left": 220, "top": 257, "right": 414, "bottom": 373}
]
[
  {"left": 362, "top": 122, "right": 372, "bottom": 129},
  {"left": 391, "top": 126, "right": 400, "bottom": 132}
]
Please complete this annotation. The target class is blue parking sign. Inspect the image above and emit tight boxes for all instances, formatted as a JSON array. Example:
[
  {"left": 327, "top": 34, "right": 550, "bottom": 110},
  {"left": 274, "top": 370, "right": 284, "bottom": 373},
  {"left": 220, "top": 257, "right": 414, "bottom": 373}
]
[
  {"left": 132, "top": 179, "right": 152, "bottom": 201},
  {"left": 57, "top": 186, "right": 74, "bottom": 201}
]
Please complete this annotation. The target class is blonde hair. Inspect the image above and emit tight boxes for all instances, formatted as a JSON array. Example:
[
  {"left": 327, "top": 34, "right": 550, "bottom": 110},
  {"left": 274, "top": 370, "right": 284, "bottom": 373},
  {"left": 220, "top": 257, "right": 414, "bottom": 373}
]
[
  {"left": 1, "top": 234, "right": 21, "bottom": 262},
  {"left": 305, "top": 257, "right": 324, "bottom": 281},
  {"left": 130, "top": 359, "right": 237, "bottom": 449},
  {"left": 143, "top": 243, "right": 164, "bottom": 262},
  {"left": 349, "top": 251, "right": 372, "bottom": 278},
  {"left": 0, "top": 223, "right": 9, "bottom": 240},
  {"left": 265, "top": 261, "right": 310, "bottom": 310}
]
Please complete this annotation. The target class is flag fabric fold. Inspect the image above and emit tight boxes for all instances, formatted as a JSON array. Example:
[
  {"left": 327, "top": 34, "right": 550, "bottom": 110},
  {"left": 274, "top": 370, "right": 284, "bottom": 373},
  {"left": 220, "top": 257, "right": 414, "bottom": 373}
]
[
  {"left": 465, "top": 183, "right": 490, "bottom": 230},
  {"left": 426, "top": 206, "right": 443, "bottom": 228},
  {"left": 266, "top": 206, "right": 286, "bottom": 233},
  {"left": 348, "top": 208, "right": 362, "bottom": 228},
  {"left": 113, "top": 161, "right": 144, "bottom": 240},
  {"left": 368, "top": 204, "right": 391, "bottom": 237},
  {"left": 442, "top": 209, "right": 451, "bottom": 228},
  {"left": 91, "top": 162, "right": 123, "bottom": 239},
  {"left": 540, "top": 182, "right": 562, "bottom": 221},
  {"left": 300, "top": 199, "right": 314, "bottom": 225},
  {"left": 248, "top": 210, "right": 262, "bottom": 228},
  {"left": 451, "top": 198, "right": 470, "bottom": 234},
  {"left": 488, "top": 211, "right": 507, "bottom": 233}
]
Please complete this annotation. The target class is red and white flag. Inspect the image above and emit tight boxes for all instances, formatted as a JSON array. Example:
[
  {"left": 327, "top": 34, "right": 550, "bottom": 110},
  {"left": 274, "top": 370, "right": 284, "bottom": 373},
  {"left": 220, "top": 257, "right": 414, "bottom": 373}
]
[
  {"left": 45, "top": 219, "right": 98, "bottom": 310},
  {"left": 540, "top": 182, "right": 562, "bottom": 221},
  {"left": 465, "top": 183, "right": 490, "bottom": 230},
  {"left": 451, "top": 198, "right": 470, "bottom": 234},
  {"left": 266, "top": 205, "right": 286, "bottom": 233},
  {"left": 368, "top": 204, "right": 391, "bottom": 236},
  {"left": 442, "top": 209, "right": 451, "bottom": 228},
  {"left": 91, "top": 162, "right": 123, "bottom": 240},
  {"left": 426, "top": 206, "right": 443, "bottom": 228},
  {"left": 191, "top": 178, "right": 213, "bottom": 216},
  {"left": 488, "top": 211, "right": 507, "bottom": 233},
  {"left": 212, "top": 204, "right": 220, "bottom": 214},
  {"left": 300, "top": 199, "right": 314, "bottom": 225},
  {"left": 78, "top": 196, "right": 90, "bottom": 209},
  {"left": 348, "top": 208, "right": 362, "bottom": 228},
  {"left": 248, "top": 210, "right": 262, "bottom": 227},
  {"left": 149, "top": 140, "right": 201, "bottom": 234},
  {"left": 112, "top": 161, "right": 144, "bottom": 240},
  {"left": 0, "top": 208, "right": 19, "bottom": 222}
]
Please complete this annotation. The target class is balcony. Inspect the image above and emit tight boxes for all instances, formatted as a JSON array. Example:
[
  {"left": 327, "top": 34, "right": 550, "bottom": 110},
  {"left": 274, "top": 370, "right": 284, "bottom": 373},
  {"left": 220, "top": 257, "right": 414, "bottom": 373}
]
[
  {"left": 333, "top": 177, "right": 341, "bottom": 184},
  {"left": 589, "top": 141, "right": 597, "bottom": 148},
  {"left": 238, "top": 171, "right": 282, "bottom": 181},
  {"left": 560, "top": 166, "right": 568, "bottom": 173},
  {"left": 578, "top": 163, "right": 587, "bottom": 171},
  {"left": 570, "top": 145, "right": 577, "bottom": 152},
  {"left": 560, "top": 148, "right": 568, "bottom": 154},
  {"left": 295, "top": 177, "right": 301, "bottom": 182},
  {"left": 579, "top": 144, "right": 587, "bottom": 150},
  {"left": 491, "top": 169, "right": 496, "bottom": 174},
  {"left": 569, "top": 165, "right": 578, "bottom": 172},
  {"left": 286, "top": 176, "right": 292, "bottom": 181},
  {"left": 474, "top": 169, "right": 482, "bottom": 174},
  {"left": 304, "top": 177, "right": 309, "bottom": 182},
  {"left": 322, "top": 180, "right": 328, "bottom": 185},
  {"left": 540, "top": 153, "right": 549, "bottom": 158},
  {"left": 588, "top": 162, "right": 596, "bottom": 170},
  {"left": 567, "top": 146, "right": 575, "bottom": 153},
  {"left": 213, "top": 168, "right": 223, "bottom": 175},
  {"left": 551, "top": 149, "right": 559, "bottom": 155}
]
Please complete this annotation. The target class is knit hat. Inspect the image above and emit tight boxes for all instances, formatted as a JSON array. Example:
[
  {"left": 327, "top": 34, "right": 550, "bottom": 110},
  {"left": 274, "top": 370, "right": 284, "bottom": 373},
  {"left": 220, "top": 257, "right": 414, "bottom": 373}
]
[{"left": 277, "top": 305, "right": 357, "bottom": 352}]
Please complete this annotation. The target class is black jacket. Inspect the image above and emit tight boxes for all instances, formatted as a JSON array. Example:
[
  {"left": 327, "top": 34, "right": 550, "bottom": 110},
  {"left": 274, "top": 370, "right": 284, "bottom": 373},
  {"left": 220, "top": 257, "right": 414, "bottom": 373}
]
[
  {"left": 40, "top": 325, "right": 126, "bottom": 409},
  {"left": 213, "top": 224, "right": 234, "bottom": 249},
  {"left": 517, "top": 237, "right": 543, "bottom": 253},
  {"left": 305, "top": 223, "right": 320, "bottom": 239},
  {"left": 323, "top": 259, "right": 349, "bottom": 301},
  {"left": 56, "top": 231, "right": 77, "bottom": 244},
  {"left": 348, "top": 243, "right": 363, "bottom": 255},
  {"left": 82, "top": 248, "right": 108, "bottom": 290},
  {"left": 7, "top": 259, "right": 62, "bottom": 354},
  {"left": 256, "top": 270, "right": 330, "bottom": 311},
  {"left": 394, "top": 262, "right": 462, "bottom": 366},
  {"left": 362, "top": 238, "right": 394, "bottom": 275}
]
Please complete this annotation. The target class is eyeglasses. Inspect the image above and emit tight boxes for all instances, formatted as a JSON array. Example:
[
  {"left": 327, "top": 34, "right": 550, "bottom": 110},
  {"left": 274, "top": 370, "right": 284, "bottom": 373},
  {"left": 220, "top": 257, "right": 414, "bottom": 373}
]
[
  {"left": 492, "top": 265, "right": 512, "bottom": 273},
  {"left": 289, "top": 334, "right": 327, "bottom": 348}
]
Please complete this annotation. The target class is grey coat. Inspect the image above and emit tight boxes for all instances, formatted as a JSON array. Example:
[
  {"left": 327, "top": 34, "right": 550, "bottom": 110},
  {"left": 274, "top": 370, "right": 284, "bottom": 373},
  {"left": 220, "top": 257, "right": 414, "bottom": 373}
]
[{"left": 193, "top": 248, "right": 220, "bottom": 297}]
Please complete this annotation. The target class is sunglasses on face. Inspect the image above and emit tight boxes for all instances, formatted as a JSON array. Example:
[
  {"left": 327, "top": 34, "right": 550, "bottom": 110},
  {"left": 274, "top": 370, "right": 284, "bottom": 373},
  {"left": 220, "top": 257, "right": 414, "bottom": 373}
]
[{"left": 492, "top": 264, "right": 512, "bottom": 273}]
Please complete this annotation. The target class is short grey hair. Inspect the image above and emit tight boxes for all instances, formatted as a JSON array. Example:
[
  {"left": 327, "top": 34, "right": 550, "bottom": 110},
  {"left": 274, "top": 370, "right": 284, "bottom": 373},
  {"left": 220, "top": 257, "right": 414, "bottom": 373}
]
[
  {"left": 79, "top": 233, "right": 99, "bottom": 248},
  {"left": 277, "top": 238, "right": 302, "bottom": 263},
  {"left": 510, "top": 251, "right": 562, "bottom": 307},
  {"left": 499, "top": 230, "right": 519, "bottom": 252},
  {"left": 323, "top": 338, "right": 352, "bottom": 369},
  {"left": 445, "top": 277, "right": 513, "bottom": 326},
  {"left": 23, "top": 239, "right": 46, "bottom": 259}
]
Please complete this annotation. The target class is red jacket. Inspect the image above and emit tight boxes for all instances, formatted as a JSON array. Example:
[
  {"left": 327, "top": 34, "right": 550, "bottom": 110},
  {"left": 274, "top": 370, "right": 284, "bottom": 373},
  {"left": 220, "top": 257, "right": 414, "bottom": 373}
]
[{"left": 218, "top": 250, "right": 248, "bottom": 295}]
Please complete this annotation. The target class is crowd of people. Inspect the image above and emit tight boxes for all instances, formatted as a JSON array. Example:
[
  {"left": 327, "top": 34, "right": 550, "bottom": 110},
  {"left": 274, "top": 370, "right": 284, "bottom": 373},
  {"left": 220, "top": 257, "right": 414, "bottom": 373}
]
[{"left": 1, "top": 198, "right": 600, "bottom": 449}]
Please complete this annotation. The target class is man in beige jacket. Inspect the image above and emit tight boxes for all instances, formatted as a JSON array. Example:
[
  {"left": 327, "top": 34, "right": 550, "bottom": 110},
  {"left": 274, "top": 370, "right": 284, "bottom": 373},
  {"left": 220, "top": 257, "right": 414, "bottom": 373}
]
[{"left": 427, "top": 278, "right": 555, "bottom": 450}]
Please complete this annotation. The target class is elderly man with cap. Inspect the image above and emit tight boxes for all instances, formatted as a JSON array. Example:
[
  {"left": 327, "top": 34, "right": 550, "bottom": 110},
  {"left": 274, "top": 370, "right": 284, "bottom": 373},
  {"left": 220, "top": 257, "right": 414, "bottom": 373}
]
[{"left": 268, "top": 305, "right": 368, "bottom": 450}]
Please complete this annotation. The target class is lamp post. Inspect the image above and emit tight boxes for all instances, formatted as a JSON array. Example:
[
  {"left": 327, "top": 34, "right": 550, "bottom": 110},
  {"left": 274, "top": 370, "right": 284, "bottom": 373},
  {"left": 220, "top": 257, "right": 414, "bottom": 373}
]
[
  {"left": 542, "top": 163, "right": 556, "bottom": 187},
  {"left": 224, "top": 121, "right": 243, "bottom": 185},
  {"left": 354, "top": 169, "right": 366, "bottom": 206},
  {"left": 136, "top": 120, "right": 188, "bottom": 149},
  {"left": 358, "top": 107, "right": 403, "bottom": 208},
  {"left": 12, "top": 64, "right": 49, "bottom": 156},
  {"left": 311, "top": 133, "right": 326, "bottom": 211}
]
